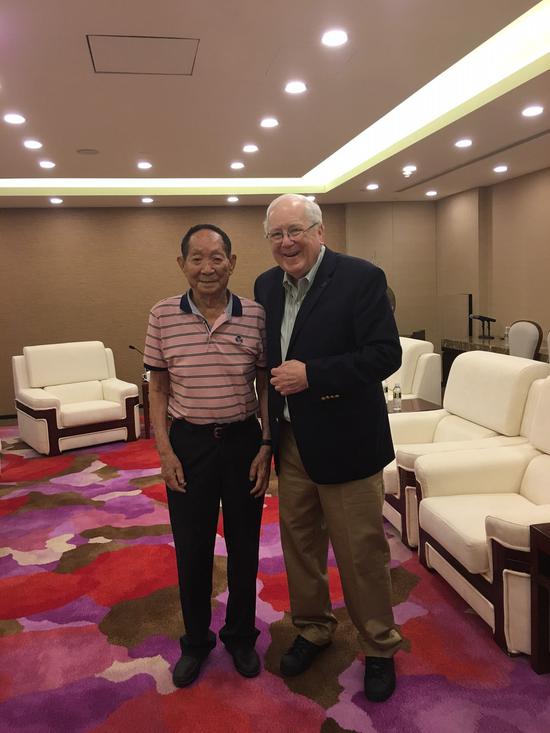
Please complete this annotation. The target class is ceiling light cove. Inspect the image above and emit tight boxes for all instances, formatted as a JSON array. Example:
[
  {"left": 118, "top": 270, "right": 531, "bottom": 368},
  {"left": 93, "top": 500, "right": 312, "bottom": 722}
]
[
  {"left": 285, "top": 80, "right": 307, "bottom": 94},
  {"left": 4, "top": 112, "right": 26, "bottom": 125},
  {"left": 522, "top": 104, "right": 544, "bottom": 117},
  {"left": 455, "top": 138, "right": 473, "bottom": 148},
  {"left": 321, "top": 29, "right": 348, "bottom": 47},
  {"left": 260, "top": 117, "right": 279, "bottom": 128},
  {"left": 137, "top": 161, "right": 152, "bottom": 170},
  {"left": 23, "top": 139, "right": 43, "bottom": 150},
  {"left": 242, "top": 144, "right": 258, "bottom": 153}
]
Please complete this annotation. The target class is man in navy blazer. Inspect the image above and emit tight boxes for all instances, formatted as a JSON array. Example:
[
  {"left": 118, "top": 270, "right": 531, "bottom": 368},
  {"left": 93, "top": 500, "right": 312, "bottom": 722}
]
[{"left": 254, "top": 194, "right": 403, "bottom": 702}]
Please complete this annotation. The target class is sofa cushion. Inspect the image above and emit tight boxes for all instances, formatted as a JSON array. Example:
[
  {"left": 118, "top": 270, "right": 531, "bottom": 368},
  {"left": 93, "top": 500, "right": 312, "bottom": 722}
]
[
  {"left": 23, "top": 341, "right": 110, "bottom": 388},
  {"left": 44, "top": 381, "right": 103, "bottom": 404},
  {"left": 432, "top": 415, "right": 497, "bottom": 443},
  {"left": 420, "top": 494, "right": 538, "bottom": 574},
  {"left": 443, "top": 352, "right": 549, "bottom": 436},
  {"left": 60, "top": 401, "right": 123, "bottom": 427},
  {"left": 527, "top": 377, "right": 550, "bottom": 454}
]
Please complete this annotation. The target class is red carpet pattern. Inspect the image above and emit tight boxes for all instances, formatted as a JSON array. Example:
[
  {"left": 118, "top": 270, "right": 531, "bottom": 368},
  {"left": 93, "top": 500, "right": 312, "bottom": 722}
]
[{"left": 1, "top": 428, "right": 550, "bottom": 733}]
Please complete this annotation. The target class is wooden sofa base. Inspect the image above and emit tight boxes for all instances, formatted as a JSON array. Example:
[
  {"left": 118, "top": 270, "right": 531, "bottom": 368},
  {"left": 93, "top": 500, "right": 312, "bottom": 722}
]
[
  {"left": 419, "top": 527, "right": 530, "bottom": 655},
  {"left": 16, "top": 396, "right": 139, "bottom": 456}
]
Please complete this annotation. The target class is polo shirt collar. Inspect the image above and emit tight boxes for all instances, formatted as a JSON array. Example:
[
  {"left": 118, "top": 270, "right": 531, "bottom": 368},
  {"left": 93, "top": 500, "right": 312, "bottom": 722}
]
[{"left": 180, "top": 290, "right": 243, "bottom": 317}]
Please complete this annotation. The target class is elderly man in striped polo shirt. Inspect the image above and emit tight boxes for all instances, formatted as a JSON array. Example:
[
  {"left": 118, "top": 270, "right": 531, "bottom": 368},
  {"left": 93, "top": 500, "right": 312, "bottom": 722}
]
[{"left": 144, "top": 224, "right": 272, "bottom": 688}]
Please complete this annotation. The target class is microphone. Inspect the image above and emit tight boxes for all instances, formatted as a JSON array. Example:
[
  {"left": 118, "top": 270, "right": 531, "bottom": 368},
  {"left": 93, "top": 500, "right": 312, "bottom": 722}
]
[
  {"left": 469, "top": 314, "right": 496, "bottom": 323},
  {"left": 129, "top": 344, "right": 146, "bottom": 356}
]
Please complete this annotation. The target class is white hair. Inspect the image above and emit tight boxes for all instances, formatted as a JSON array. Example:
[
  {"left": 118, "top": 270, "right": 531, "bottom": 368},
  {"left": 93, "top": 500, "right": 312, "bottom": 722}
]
[{"left": 264, "top": 194, "right": 323, "bottom": 234}]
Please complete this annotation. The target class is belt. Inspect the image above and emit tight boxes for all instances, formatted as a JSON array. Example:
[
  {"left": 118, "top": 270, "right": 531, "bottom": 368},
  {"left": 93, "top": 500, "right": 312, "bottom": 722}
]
[{"left": 175, "top": 415, "right": 257, "bottom": 439}]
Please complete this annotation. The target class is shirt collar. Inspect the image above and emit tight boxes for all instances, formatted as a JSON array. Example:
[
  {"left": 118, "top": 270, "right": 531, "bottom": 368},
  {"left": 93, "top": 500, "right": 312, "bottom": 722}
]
[
  {"left": 180, "top": 290, "right": 242, "bottom": 317},
  {"left": 283, "top": 244, "right": 326, "bottom": 291}
]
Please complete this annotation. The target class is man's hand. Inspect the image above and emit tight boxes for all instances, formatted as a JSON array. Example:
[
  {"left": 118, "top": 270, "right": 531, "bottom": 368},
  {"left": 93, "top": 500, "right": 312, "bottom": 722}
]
[
  {"left": 249, "top": 445, "right": 272, "bottom": 497},
  {"left": 270, "top": 360, "right": 308, "bottom": 396},
  {"left": 160, "top": 450, "right": 186, "bottom": 492}
]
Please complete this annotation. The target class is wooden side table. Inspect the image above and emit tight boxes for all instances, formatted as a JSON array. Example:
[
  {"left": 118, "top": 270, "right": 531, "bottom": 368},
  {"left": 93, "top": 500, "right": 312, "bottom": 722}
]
[
  {"left": 530, "top": 523, "right": 550, "bottom": 673},
  {"left": 142, "top": 379, "right": 150, "bottom": 439}
]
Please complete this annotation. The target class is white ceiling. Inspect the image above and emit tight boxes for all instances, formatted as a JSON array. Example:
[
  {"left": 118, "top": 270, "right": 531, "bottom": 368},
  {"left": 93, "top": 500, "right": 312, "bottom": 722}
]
[{"left": 0, "top": 0, "right": 548, "bottom": 207}]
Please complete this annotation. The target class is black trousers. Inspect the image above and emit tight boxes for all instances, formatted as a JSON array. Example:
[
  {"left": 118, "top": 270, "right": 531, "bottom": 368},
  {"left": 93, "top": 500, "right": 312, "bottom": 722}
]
[{"left": 167, "top": 416, "right": 263, "bottom": 656}]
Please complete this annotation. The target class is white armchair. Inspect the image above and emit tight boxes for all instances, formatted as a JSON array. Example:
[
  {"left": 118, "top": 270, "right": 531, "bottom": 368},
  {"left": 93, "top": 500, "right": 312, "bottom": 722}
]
[
  {"left": 13, "top": 341, "right": 140, "bottom": 455},
  {"left": 416, "top": 375, "right": 550, "bottom": 657},
  {"left": 386, "top": 337, "right": 442, "bottom": 406},
  {"left": 383, "top": 351, "right": 549, "bottom": 547}
]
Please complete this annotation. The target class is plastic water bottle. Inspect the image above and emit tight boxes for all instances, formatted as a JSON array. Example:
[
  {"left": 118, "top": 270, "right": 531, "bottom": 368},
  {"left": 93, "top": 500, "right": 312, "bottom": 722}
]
[
  {"left": 503, "top": 326, "right": 510, "bottom": 349},
  {"left": 392, "top": 383, "right": 402, "bottom": 412}
]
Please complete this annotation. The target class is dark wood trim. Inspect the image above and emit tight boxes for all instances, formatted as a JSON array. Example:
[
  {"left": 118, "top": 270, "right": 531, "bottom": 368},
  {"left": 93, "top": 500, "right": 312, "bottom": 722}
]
[
  {"left": 15, "top": 395, "right": 139, "bottom": 455},
  {"left": 530, "top": 524, "right": 550, "bottom": 673},
  {"left": 387, "top": 397, "right": 440, "bottom": 414}
]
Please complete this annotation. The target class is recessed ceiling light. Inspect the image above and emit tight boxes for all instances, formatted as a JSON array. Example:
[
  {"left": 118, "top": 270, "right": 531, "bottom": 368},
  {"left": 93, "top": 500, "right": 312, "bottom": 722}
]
[
  {"left": 366, "top": 183, "right": 379, "bottom": 191},
  {"left": 137, "top": 161, "right": 152, "bottom": 170},
  {"left": 260, "top": 117, "right": 279, "bottom": 128},
  {"left": 522, "top": 105, "right": 543, "bottom": 117},
  {"left": 23, "top": 139, "right": 43, "bottom": 150},
  {"left": 4, "top": 112, "right": 26, "bottom": 125},
  {"left": 493, "top": 164, "right": 508, "bottom": 173},
  {"left": 242, "top": 144, "right": 259, "bottom": 153},
  {"left": 230, "top": 161, "right": 245, "bottom": 170},
  {"left": 402, "top": 164, "right": 417, "bottom": 177},
  {"left": 141, "top": 197, "right": 153, "bottom": 204},
  {"left": 305, "top": 195, "right": 316, "bottom": 201},
  {"left": 49, "top": 197, "right": 63, "bottom": 205},
  {"left": 425, "top": 190, "right": 438, "bottom": 197},
  {"left": 285, "top": 80, "right": 307, "bottom": 95},
  {"left": 39, "top": 160, "right": 56, "bottom": 169},
  {"left": 227, "top": 196, "right": 239, "bottom": 203},
  {"left": 455, "top": 138, "right": 473, "bottom": 148},
  {"left": 321, "top": 29, "right": 348, "bottom": 47}
]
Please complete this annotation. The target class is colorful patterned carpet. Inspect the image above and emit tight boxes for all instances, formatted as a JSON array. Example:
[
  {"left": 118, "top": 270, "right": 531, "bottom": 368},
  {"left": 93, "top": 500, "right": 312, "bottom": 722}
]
[{"left": 1, "top": 427, "right": 550, "bottom": 733}]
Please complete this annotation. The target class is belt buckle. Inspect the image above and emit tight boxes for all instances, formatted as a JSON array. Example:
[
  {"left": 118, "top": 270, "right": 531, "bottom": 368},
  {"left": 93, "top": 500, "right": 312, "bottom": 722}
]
[{"left": 213, "top": 425, "right": 223, "bottom": 439}]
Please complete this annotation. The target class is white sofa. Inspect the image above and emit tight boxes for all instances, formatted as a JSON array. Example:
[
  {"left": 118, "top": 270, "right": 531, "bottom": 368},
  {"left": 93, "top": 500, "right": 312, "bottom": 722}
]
[
  {"left": 383, "top": 351, "right": 549, "bottom": 547},
  {"left": 386, "top": 337, "right": 442, "bottom": 406},
  {"left": 416, "top": 375, "right": 550, "bottom": 657},
  {"left": 13, "top": 341, "right": 140, "bottom": 455}
]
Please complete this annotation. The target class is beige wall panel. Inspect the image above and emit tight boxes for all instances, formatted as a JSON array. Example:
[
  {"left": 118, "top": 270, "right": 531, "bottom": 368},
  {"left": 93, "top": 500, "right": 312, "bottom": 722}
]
[
  {"left": 0, "top": 204, "right": 346, "bottom": 414},
  {"left": 490, "top": 168, "right": 550, "bottom": 337},
  {"left": 345, "top": 202, "right": 437, "bottom": 344}
]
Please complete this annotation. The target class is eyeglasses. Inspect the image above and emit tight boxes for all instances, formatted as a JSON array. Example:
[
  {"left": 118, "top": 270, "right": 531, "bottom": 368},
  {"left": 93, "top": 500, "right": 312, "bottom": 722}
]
[{"left": 265, "top": 222, "right": 318, "bottom": 245}]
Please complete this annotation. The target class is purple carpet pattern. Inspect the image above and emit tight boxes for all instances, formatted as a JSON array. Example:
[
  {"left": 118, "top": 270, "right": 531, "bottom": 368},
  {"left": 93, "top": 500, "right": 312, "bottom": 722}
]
[{"left": 1, "top": 426, "right": 550, "bottom": 733}]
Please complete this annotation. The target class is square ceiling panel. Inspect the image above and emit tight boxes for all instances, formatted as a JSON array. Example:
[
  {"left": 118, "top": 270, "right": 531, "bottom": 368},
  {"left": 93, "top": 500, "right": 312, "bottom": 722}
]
[{"left": 87, "top": 34, "right": 199, "bottom": 75}]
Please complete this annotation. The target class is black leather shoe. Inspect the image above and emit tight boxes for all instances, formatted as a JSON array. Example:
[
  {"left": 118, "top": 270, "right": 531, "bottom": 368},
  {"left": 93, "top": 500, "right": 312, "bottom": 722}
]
[
  {"left": 228, "top": 646, "right": 261, "bottom": 678},
  {"left": 280, "top": 635, "right": 331, "bottom": 677},
  {"left": 364, "top": 656, "right": 396, "bottom": 702},
  {"left": 172, "top": 653, "right": 208, "bottom": 688}
]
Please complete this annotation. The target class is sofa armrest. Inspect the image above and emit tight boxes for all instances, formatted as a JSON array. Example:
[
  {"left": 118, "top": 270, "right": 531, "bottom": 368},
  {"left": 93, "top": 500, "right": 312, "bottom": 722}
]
[
  {"left": 102, "top": 378, "right": 139, "bottom": 403},
  {"left": 412, "top": 353, "right": 442, "bottom": 406},
  {"left": 415, "top": 444, "right": 537, "bottom": 498},
  {"left": 388, "top": 409, "right": 446, "bottom": 444},
  {"left": 487, "top": 509, "right": 550, "bottom": 552},
  {"left": 16, "top": 388, "right": 61, "bottom": 410}
]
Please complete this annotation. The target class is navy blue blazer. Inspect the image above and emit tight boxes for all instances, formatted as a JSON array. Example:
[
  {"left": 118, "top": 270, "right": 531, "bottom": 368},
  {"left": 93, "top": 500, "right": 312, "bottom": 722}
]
[{"left": 254, "top": 248, "right": 401, "bottom": 484}]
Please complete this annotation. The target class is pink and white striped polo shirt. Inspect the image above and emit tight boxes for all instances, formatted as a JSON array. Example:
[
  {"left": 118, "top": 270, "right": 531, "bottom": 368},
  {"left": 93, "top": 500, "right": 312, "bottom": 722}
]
[{"left": 144, "top": 291, "right": 266, "bottom": 425}]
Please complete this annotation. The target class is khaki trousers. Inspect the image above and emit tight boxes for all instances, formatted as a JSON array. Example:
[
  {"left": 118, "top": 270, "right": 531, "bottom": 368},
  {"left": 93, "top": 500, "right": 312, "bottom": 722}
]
[{"left": 278, "top": 423, "right": 402, "bottom": 657}]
